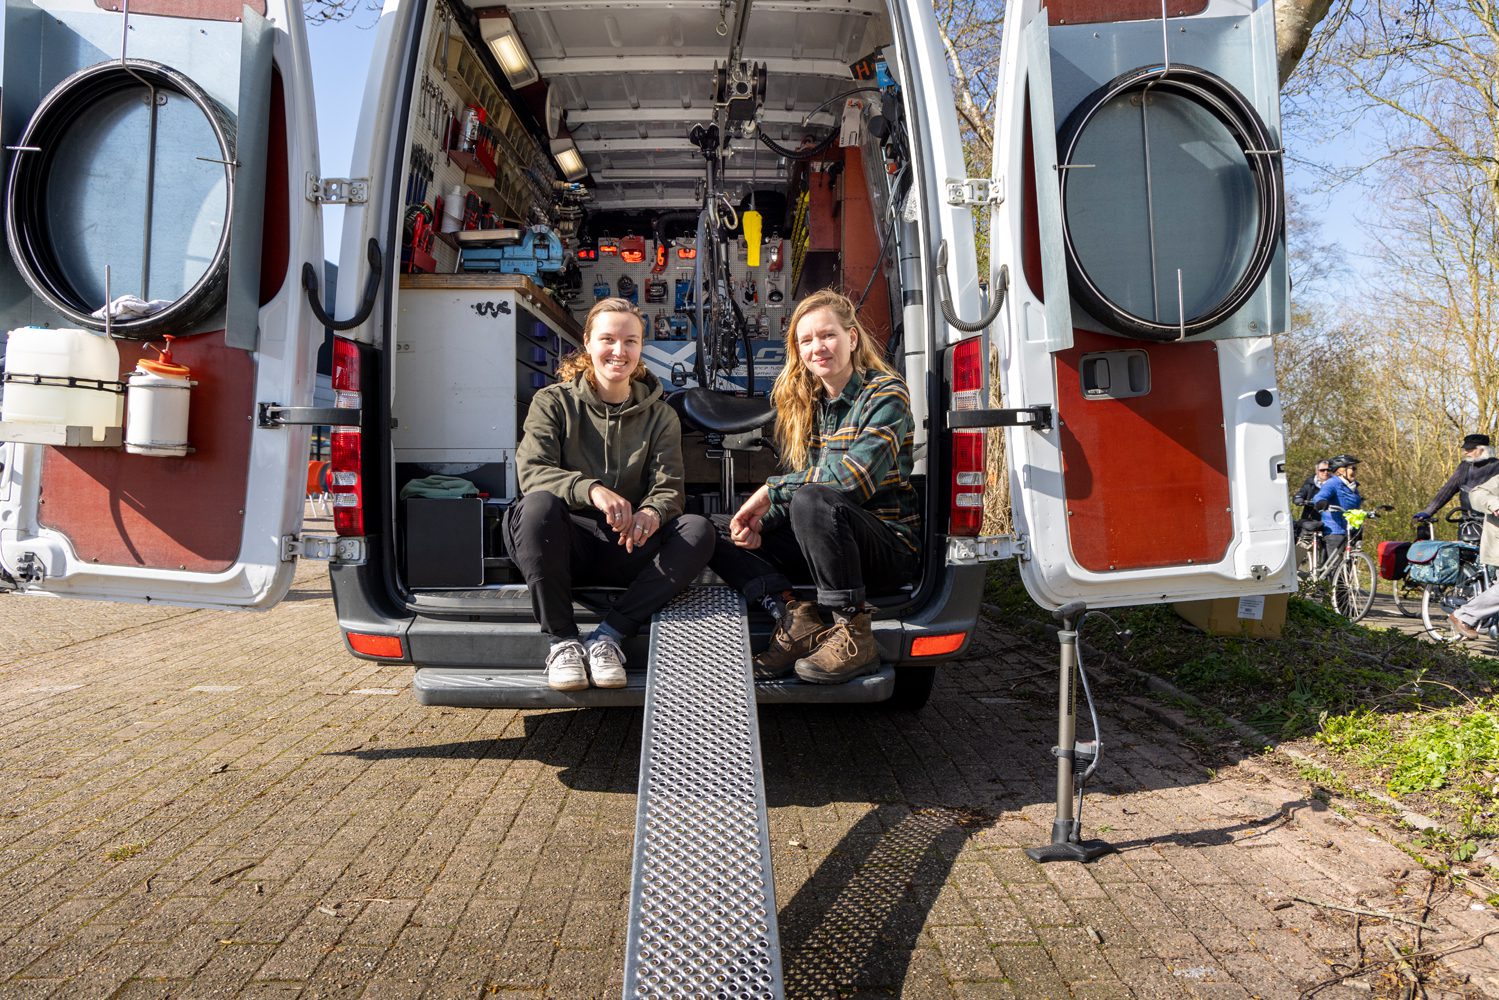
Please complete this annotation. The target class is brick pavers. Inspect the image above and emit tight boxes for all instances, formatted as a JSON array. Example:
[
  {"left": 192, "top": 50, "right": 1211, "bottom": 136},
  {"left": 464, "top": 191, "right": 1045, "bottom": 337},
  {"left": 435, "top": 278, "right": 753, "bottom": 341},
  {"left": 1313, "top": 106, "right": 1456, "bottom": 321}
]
[{"left": 0, "top": 551, "right": 1496, "bottom": 998}]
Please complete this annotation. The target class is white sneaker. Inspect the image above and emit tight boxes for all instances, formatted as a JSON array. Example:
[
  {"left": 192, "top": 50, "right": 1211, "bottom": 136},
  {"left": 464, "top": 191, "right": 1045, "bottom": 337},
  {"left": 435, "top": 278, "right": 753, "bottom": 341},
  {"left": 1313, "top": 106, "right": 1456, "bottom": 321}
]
[
  {"left": 586, "top": 635, "right": 628, "bottom": 688},
  {"left": 545, "top": 640, "right": 589, "bottom": 691}
]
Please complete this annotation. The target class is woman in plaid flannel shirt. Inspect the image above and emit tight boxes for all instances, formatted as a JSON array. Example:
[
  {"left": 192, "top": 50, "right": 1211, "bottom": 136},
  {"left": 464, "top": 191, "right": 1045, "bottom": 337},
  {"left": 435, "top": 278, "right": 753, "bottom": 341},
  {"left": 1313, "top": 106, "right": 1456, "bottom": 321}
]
[{"left": 709, "top": 289, "right": 920, "bottom": 684}]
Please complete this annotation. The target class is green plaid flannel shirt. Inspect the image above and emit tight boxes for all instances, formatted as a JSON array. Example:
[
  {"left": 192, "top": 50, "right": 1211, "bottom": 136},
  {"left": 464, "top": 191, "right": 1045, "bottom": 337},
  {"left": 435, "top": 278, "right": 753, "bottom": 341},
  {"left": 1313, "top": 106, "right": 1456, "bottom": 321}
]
[{"left": 761, "top": 368, "right": 920, "bottom": 552}]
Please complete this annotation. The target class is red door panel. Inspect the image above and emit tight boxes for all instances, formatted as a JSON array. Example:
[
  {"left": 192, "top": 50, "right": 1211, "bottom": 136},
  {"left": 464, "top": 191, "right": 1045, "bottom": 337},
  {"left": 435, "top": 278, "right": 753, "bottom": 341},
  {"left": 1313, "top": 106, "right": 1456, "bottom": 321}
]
[
  {"left": 1055, "top": 330, "right": 1231, "bottom": 571},
  {"left": 38, "top": 332, "right": 254, "bottom": 572}
]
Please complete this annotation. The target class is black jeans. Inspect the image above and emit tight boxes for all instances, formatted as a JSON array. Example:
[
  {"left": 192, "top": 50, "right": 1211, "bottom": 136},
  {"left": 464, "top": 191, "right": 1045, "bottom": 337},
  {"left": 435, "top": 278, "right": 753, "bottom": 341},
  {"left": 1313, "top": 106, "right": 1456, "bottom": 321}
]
[
  {"left": 505, "top": 492, "right": 715, "bottom": 640},
  {"left": 708, "top": 484, "right": 919, "bottom": 607}
]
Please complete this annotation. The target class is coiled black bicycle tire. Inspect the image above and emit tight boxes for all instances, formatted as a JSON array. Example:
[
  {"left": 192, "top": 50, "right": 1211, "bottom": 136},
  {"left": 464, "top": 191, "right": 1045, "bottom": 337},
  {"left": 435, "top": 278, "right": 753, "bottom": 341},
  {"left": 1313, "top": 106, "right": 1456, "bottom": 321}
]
[
  {"left": 1055, "top": 63, "right": 1284, "bottom": 342},
  {"left": 6, "top": 59, "right": 236, "bottom": 339}
]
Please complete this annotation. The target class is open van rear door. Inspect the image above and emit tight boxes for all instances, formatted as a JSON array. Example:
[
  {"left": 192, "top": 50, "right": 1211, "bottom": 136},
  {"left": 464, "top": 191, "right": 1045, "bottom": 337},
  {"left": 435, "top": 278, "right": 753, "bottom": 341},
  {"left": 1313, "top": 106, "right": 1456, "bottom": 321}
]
[
  {"left": 989, "top": 0, "right": 1294, "bottom": 611},
  {"left": 0, "top": 0, "right": 329, "bottom": 609}
]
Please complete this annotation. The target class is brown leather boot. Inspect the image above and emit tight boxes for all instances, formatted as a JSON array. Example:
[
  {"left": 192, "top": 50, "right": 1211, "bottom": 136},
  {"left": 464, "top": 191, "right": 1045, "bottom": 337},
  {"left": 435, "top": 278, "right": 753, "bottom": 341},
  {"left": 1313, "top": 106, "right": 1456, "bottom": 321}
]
[
  {"left": 794, "top": 611, "right": 879, "bottom": 684},
  {"left": 753, "top": 600, "right": 826, "bottom": 679}
]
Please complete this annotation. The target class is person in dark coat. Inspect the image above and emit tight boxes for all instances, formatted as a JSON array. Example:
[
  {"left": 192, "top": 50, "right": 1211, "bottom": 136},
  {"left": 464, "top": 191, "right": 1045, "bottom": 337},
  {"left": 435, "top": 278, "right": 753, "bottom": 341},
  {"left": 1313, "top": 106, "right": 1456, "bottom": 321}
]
[
  {"left": 1415, "top": 433, "right": 1498, "bottom": 541},
  {"left": 1291, "top": 459, "right": 1332, "bottom": 542}
]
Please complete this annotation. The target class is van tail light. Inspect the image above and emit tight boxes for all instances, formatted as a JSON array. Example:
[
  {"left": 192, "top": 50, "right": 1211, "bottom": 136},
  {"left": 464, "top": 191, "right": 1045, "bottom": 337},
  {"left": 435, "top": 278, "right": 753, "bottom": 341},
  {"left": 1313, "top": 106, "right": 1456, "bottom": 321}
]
[
  {"left": 911, "top": 632, "right": 967, "bottom": 657},
  {"left": 346, "top": 631, "right": 404, "bottom": 659},
  {"left": 330, "top": 336, "right": 364, "bottom": 537},
  {"left": 949, "top": 336, "right": 986, "bottom": 537}
]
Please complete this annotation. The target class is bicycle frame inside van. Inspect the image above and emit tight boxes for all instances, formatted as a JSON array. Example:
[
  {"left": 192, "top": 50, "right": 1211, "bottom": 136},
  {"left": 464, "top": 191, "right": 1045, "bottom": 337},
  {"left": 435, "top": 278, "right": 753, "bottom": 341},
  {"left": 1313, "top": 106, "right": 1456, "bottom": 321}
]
[{"left": 0, "top": 0, "right": 1296, "bottom": 711}]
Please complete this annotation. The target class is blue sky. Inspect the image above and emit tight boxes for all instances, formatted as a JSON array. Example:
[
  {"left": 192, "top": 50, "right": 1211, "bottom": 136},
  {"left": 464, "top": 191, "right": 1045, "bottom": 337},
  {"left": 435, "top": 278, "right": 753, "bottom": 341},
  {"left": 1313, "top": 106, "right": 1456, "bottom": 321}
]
[{"left": 308, "top": 16, "right": 380, "bottom": 261}]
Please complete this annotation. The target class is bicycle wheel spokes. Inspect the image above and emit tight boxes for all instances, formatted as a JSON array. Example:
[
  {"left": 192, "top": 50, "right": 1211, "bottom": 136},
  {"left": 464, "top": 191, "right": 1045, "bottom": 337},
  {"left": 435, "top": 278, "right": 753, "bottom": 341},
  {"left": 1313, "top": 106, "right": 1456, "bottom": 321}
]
[
  {"left": 1421, "top": 562, "right": 1485, "bottom": 640},
  {"left": 1346, "top": 553, "right": 1376, "bottom": 622}
]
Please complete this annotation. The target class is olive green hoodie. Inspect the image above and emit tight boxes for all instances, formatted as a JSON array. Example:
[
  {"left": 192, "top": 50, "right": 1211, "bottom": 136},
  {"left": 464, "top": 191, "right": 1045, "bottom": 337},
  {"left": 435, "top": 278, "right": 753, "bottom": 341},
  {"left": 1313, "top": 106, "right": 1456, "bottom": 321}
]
[{"left": 515, "top": 371, "right": 684, "bottom": 521}]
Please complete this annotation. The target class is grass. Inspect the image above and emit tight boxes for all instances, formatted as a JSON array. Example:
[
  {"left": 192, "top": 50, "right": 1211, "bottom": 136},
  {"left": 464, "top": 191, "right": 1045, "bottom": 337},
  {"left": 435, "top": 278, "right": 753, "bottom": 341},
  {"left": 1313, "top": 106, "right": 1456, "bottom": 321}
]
[
  {"left": 983, "top": 561, "right": 1499, "bottom": 845},
  {"left": 106, "top": 843, "right": 145, "bottom": 862}
]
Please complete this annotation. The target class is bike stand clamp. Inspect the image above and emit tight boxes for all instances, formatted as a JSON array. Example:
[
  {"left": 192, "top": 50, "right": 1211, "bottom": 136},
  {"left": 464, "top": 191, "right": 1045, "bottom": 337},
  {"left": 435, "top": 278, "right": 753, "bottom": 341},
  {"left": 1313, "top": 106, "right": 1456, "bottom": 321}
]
[{"left": 1026, "top": 602, "right": 1114, "bottom": 865}]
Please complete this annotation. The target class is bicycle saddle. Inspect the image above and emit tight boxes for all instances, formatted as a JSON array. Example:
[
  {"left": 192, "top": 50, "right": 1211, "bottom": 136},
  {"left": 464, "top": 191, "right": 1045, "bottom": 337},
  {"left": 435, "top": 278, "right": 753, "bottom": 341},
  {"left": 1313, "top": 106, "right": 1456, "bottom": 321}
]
[{"left": 668, "top": 388, "right": 774, "bottom": 434}]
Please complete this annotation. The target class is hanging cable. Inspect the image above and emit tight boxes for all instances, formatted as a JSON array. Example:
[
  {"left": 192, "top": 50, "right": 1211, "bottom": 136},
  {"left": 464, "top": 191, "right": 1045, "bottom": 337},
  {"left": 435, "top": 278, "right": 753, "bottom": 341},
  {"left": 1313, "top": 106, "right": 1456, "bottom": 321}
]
[
  {"left": 756, "top": 128, "right": 838, "bottom": 161},
  {"left": 1055, "top": 63, "right": 1284, "bottom": 342}
]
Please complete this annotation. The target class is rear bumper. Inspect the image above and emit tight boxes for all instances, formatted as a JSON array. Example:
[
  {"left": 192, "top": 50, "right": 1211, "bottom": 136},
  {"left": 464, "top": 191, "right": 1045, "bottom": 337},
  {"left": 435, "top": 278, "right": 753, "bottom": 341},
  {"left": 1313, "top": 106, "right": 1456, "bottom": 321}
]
[
  {"left": 413, "top": 664, "right": 898, "bottom": 708},
  {"left": 330, "top": 558, "right": 987, "bottom": 670}
]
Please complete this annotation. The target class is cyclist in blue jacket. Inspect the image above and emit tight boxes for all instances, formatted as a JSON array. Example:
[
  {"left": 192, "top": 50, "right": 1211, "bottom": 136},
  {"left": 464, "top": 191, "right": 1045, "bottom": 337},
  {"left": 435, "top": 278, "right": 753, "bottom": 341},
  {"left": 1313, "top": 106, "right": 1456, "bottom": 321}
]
[{"left": 1312, "top": 454, "right": 1363, "bottom": 575}]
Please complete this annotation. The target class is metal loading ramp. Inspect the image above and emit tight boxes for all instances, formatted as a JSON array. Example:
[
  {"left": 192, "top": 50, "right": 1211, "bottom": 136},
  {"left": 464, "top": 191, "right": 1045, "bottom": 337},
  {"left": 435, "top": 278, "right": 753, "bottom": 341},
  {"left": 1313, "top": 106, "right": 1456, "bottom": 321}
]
[{"left": 624, "top": 587, "right": 784, "bottom": 999}]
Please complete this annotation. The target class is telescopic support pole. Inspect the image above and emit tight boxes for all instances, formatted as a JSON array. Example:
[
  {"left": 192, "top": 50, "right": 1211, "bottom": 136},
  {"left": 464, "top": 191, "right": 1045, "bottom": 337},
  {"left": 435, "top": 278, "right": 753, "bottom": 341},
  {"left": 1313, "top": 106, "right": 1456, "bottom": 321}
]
[{"left": 1026, "top": 601, "right": 1112, "bottom": 863}]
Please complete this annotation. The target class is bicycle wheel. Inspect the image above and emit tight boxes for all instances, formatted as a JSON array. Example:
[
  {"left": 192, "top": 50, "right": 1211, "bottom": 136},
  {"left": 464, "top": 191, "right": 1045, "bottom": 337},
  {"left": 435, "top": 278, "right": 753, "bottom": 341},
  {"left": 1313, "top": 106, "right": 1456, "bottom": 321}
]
[
  {"left": 1390, "top": 577, "right": 1423, "bottom": 617},
  {"left": 1422, "top": 563, "right": 1485, "bottom": 640},
  {"left": 1340, "top": 552, "right": 1376, "bottom": 622}
]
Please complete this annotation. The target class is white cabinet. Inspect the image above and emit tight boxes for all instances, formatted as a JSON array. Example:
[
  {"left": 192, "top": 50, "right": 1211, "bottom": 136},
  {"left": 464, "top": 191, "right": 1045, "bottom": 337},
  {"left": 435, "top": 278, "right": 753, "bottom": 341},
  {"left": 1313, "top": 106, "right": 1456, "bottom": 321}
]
[{"left": 393, "top": 274, "right": 581, "bottom": 497}]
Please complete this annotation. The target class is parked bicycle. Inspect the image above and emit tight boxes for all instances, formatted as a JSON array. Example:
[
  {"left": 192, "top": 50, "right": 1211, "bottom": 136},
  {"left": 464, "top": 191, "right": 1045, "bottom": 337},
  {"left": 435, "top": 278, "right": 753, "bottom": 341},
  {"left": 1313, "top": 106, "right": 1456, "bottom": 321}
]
[
  {"left": 1414, "top": 536, "right": 1495, "bottom": 642},
  {"left": 1296, "top": 504, "right": 1386, "bottom": 622}
]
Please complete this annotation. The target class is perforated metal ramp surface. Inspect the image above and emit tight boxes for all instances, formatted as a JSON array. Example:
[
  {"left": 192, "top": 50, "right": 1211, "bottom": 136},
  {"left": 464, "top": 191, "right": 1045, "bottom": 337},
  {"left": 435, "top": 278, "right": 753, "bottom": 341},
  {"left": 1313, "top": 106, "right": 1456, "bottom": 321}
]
[{"left": 624, "top": 587, "right": 783, "bottom": 999}]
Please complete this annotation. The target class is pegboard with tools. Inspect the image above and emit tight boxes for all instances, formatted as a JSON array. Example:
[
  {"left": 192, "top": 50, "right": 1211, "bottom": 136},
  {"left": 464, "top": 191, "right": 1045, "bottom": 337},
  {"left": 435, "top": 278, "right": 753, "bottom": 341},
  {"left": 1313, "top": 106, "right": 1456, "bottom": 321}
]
[
  {"left": 570, "top": 232, "right": 794, "bottom": 395},
  {"left": 400, "top": 6, "right": 561, "bottom": 276}
]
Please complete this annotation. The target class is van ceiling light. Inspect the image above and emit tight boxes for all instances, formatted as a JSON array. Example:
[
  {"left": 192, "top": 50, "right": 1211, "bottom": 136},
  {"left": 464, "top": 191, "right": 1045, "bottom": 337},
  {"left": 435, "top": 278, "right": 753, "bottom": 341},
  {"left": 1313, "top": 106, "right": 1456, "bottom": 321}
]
[
  {"left": 551, "top": 137, "right": 587, "bottom": 181},
  {"left": 480, "top": 14, "right": 539, "bottom": 88}
]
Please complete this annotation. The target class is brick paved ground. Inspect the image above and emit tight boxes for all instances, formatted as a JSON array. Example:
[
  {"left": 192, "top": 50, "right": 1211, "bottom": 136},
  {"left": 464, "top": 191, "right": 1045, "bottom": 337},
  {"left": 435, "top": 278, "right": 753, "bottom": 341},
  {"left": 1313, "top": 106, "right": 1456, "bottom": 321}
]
[{"left": 1, "top": 532, "right": 1496, "bottom": 998}]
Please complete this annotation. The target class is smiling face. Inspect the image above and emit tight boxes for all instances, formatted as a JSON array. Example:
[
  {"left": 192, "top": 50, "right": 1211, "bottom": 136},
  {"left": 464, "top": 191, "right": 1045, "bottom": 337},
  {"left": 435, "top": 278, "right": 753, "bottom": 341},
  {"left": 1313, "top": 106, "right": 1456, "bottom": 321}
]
[
  {"left": 794, "top": 306, "right": 858, "bottom": 393},
  {"left": 587, "top": 310, "right": 644, "bottom": 399}
]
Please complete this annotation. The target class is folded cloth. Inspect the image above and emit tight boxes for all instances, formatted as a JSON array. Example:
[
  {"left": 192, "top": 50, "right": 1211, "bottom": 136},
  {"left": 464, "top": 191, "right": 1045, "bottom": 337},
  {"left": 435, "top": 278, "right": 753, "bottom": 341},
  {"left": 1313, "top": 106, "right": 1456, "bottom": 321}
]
[
  {"left": 92, "top": 295, "right": 174, "bottom": 321},
  {"left": 399, "top": 475, "right": 479, "bottom": 500}
]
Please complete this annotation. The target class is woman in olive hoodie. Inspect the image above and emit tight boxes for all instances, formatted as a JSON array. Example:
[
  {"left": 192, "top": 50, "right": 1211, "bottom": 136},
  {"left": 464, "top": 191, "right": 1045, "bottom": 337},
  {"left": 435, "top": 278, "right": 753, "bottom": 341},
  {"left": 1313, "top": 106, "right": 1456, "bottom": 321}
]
[{"left": 508, "top": 297, "right": 714, "bottom": 691}]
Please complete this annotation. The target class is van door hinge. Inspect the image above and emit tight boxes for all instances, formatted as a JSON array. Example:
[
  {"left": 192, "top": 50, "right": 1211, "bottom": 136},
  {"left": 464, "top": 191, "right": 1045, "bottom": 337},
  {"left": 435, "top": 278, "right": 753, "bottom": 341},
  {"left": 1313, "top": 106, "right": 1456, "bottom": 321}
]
[
  {"left": 258, "top": 404, "right": 362, "bottom": 428},
  {"left": 306, "top": 175, "right": 370, "bottom": 205},
  {"left": 945, "top": 178, "right": 1002, "bottom": 208},
  {"left": 946, "top": 534, "right": 1027, "bottom": 565},
  {"left": 282, "top": 534, "right": 366, "bottom": 565}
]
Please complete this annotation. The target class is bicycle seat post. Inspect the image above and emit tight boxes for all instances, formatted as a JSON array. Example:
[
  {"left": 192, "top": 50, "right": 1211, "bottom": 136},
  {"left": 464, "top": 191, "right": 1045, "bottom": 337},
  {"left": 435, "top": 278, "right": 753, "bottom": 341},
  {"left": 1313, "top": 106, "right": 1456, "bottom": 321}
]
[{"left": 704, "top": 432, "right": 737, "bottom": 514}]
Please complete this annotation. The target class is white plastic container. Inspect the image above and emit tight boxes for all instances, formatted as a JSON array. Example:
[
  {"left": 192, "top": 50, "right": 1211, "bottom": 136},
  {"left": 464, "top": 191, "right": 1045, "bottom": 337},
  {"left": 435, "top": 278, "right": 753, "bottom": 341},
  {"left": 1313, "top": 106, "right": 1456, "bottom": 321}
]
[
  {"left": 0, "top": 326, "right": 123, "bottom": 442},
  {"left": 441, "top": 183, "right": 464, "bottom": 233},
  {"left": 124, "top": 338, "right": 193, "bottom": 457}
]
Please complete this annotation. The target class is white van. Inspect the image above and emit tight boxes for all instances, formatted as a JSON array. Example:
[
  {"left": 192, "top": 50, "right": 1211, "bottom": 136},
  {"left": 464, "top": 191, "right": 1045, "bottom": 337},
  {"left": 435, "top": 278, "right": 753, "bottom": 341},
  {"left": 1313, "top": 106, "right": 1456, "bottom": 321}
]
[{"left": 0, "top": 0, "right": 1294, "bottom": 710}]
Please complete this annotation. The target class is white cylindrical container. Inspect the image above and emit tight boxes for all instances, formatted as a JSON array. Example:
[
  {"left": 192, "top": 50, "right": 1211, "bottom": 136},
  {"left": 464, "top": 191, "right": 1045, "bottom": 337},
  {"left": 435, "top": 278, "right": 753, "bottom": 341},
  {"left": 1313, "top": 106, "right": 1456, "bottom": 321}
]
[
  {"left": 441, "top": 183, "right": 464, "bottom": 233},
  {"left": 124, "top": 339, "right": 192, "bottom": 457},
  {"left": 1, "top": 326, "right": 123, "bottom": 438}
]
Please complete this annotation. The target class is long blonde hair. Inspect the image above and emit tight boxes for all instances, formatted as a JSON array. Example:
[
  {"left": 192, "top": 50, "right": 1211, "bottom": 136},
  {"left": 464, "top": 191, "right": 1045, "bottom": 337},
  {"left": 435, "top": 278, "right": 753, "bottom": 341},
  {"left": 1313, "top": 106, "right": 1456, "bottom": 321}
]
[
  {"left": 555, "top": 297, "right": 649, "bottom": 387},
  {"left": 771, "top": 289, "right": 896, "bottom": 471}
]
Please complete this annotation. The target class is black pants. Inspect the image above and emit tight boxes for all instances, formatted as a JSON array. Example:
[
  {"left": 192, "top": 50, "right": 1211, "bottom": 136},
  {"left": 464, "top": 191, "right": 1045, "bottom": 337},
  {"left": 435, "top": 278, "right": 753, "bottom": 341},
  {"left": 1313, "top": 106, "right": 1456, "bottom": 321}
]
[
  {"left": 505, "top": 492, "right": 715, "bottom": 640},
  {"left": 708, "top": 484, "right": 919, "bottom": 607},
  {"left": 1323, "top": 532, "right": 1347, "bottom": 577}
]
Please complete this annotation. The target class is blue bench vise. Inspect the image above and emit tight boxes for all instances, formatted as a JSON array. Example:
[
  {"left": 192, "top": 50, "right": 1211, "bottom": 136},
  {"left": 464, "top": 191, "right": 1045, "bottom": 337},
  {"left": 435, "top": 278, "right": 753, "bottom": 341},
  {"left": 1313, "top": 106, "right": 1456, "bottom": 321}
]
[{"left": 459, "top": 227, "right": 565, "bottom": 276}]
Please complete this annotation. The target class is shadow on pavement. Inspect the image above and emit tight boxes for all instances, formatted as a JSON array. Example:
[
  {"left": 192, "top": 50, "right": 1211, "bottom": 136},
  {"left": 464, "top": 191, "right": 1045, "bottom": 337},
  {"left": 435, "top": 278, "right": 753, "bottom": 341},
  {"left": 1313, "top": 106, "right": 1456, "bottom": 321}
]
[{"left": 776, "top": 802, "right": 991, "bottom": 998}]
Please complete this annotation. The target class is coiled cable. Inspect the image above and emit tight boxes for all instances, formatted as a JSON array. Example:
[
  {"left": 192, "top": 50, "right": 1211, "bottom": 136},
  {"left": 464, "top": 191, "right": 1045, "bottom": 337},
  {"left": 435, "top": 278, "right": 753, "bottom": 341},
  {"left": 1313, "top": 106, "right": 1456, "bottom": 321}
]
[
  {"left": 6, "top": 59, "right": 235, "bottom": 338},
  {"left": 1055, "top": 63, "right": 1283, "bottom": 341}
]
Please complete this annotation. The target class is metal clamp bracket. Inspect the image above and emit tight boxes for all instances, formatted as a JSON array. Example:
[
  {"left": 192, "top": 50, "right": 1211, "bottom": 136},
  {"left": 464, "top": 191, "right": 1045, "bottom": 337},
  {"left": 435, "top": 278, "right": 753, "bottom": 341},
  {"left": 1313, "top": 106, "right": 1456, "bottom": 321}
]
[
  {"left": 281, "top": 534, "right": 366, "bottom": 564},
  {"left": 258, "top": 404, "right": 362, "bottom": 428},
  {"left": 306, "top": 175, "right": 370, "bottom": 205},
  {"left": 945, "top": 177, "right": 1002, "bottom": 208},
  {"left": 947, "top": 404, "right": 1052, "bottom": 431}
]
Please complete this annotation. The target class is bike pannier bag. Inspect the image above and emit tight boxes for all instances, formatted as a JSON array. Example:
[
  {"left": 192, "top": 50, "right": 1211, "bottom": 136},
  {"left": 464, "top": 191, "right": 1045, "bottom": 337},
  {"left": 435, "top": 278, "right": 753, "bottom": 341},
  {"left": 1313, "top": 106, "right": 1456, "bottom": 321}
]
[
  {"left": 1377, "top": 540, "right": 1412, "bottom": 581},
  {"left": 1405, "top": 540, "right": 1473, "bottom": 586}
]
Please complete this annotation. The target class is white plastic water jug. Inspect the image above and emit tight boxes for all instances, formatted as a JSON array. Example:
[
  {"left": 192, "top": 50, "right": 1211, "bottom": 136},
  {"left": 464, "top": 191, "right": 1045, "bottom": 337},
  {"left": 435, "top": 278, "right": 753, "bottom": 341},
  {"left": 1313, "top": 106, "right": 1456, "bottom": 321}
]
[
  {"left": 0, "top": 327, "right": 124, "bottom": 441},
  {"left": 124, "top": 337, "right": 193, "bottom": 457}
]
